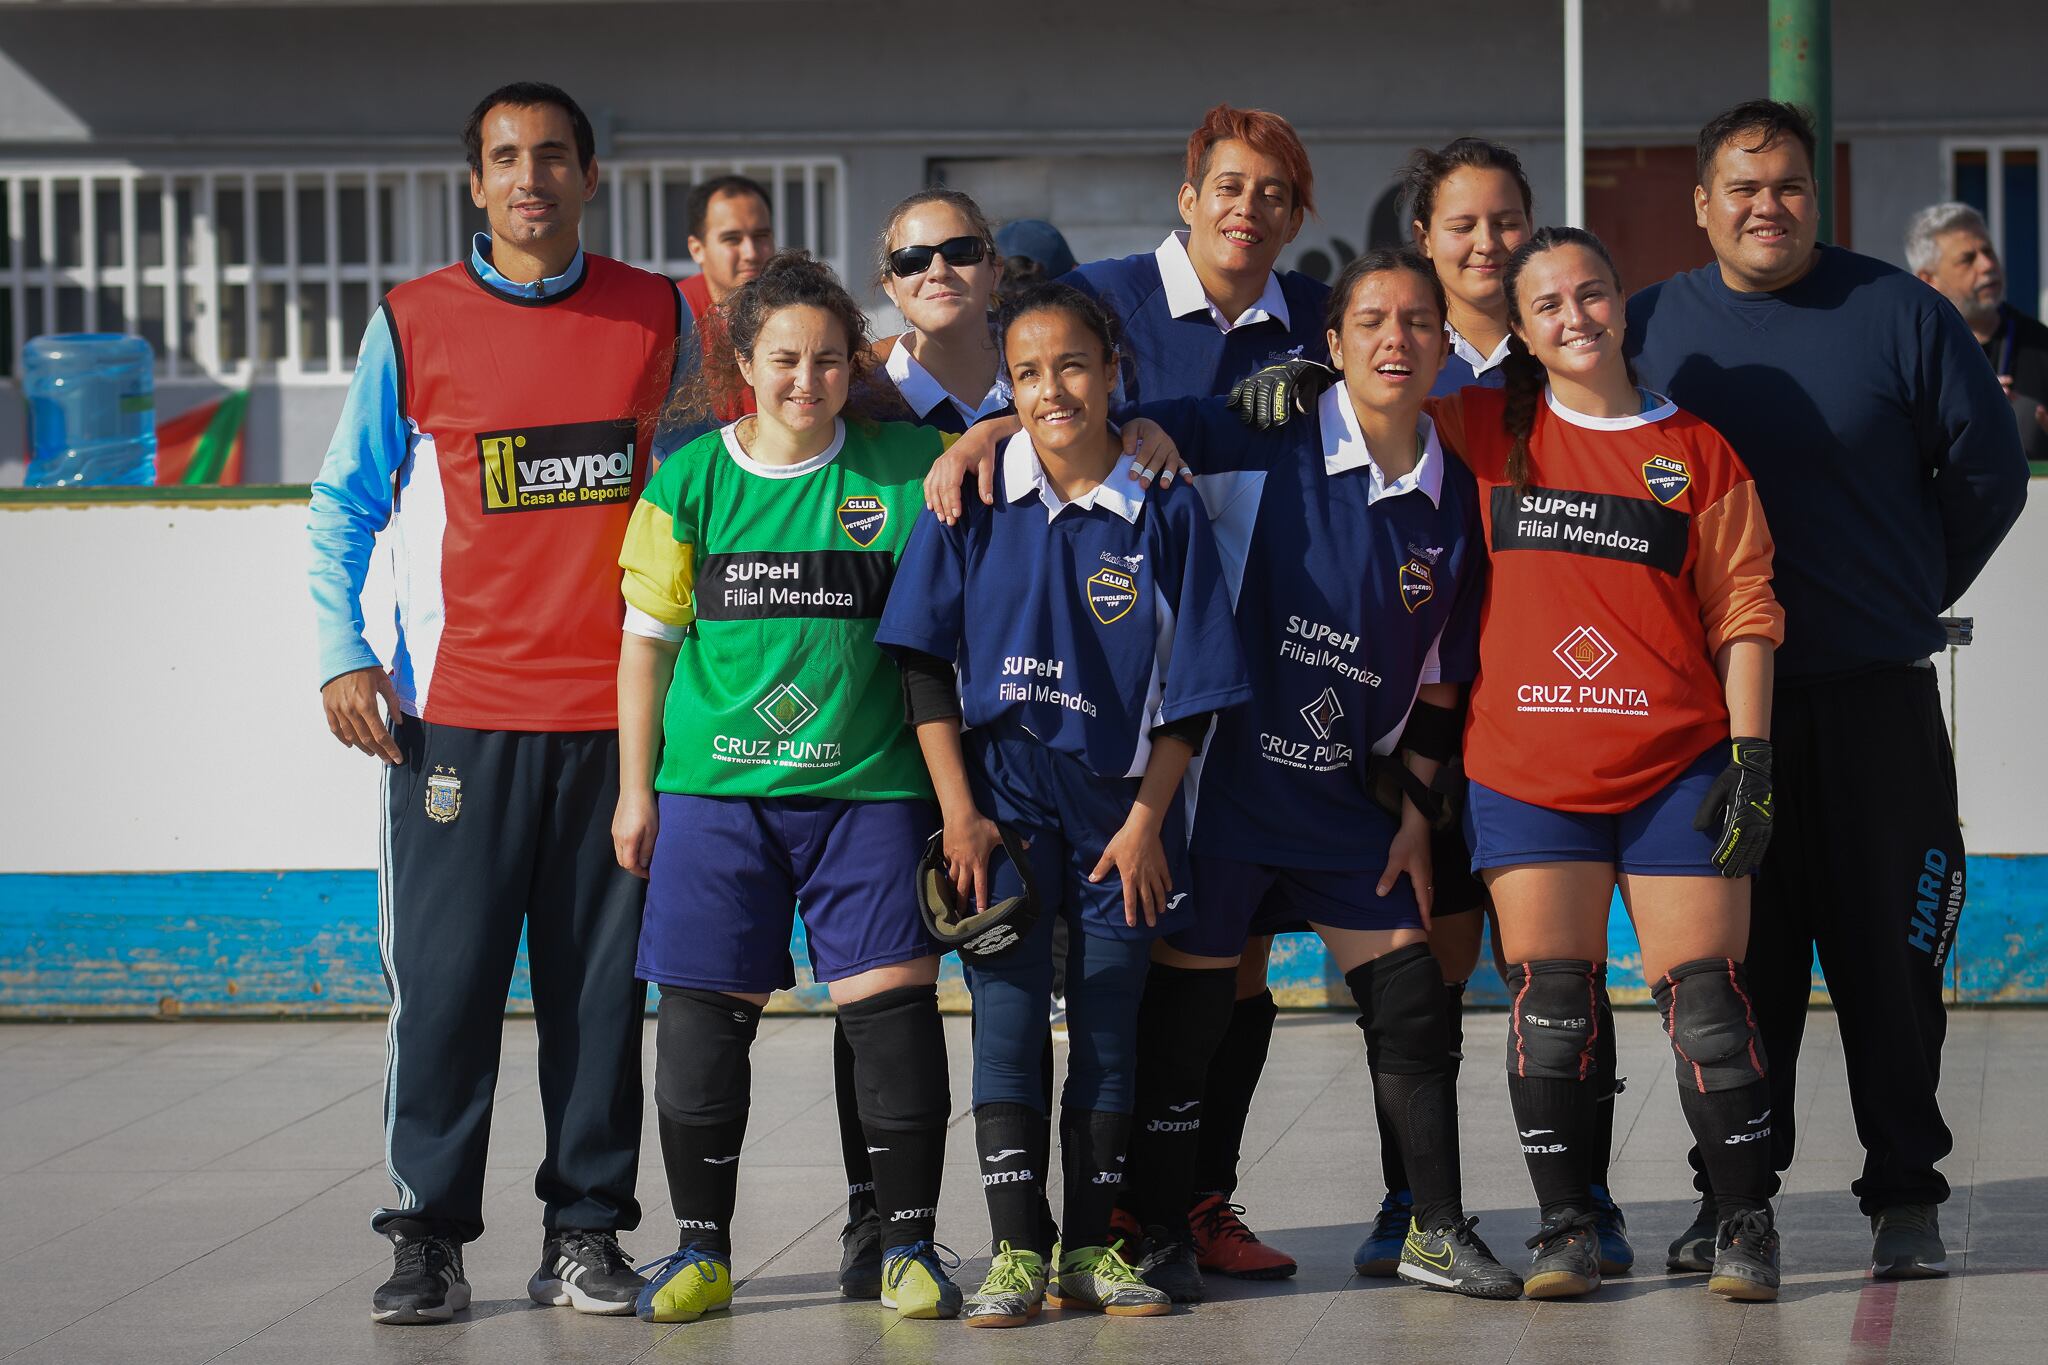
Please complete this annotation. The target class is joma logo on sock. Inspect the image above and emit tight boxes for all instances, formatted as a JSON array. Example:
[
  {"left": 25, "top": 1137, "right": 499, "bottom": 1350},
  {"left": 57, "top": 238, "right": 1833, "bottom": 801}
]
[
  {"left": 1145, "top": 1118, "right": 1200, "bottom": 1133},
  {"left": 1724, "top": 1127, "right": 1772, "bottom": 1144},
  {"left": 1092, "top": 1171, "right": 1125, "bottom": 1185},
  {"left": 676, "top": 1218, "right": 720, "bottom": 1230},
  {"left": 982, "top": 1169, "right": 1036, "bottom": 1186},
  {"left": 1522, "top": 1142, "right": 1568, "bottom": 1154},
  {"left": 890, "top": 1207, "right": 938, "bottom": 1221}
]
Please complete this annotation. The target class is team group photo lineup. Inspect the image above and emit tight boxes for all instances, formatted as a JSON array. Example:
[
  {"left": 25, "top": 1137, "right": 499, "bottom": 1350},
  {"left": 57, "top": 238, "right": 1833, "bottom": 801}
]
[{"left": 305, "top": 76, "right": 2029, "bottom": 1331}]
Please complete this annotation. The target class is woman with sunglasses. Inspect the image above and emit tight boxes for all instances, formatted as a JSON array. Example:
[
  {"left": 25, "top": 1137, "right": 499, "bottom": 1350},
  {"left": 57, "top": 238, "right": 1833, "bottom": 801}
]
[{"left": 868, "top": 190, "right": 1015, "bottom": 432}]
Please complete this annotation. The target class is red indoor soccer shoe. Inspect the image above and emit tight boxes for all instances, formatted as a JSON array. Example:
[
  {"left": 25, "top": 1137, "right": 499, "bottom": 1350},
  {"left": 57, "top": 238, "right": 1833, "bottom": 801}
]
[{"left": 1189, "top": 1195, "right": 1297, "bottom": 1279}]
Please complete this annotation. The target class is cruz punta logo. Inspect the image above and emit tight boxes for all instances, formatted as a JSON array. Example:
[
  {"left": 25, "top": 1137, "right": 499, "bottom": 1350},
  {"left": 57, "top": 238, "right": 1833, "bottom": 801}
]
[
  {"left": 1086, "top": 567, "right": 1138, "bottom": 625},
  {"left": 838, "top": 495, "right": 887, "bottom": 548},
  {"left": 479, "top": 419, "right": 636, "bottom": 514}
]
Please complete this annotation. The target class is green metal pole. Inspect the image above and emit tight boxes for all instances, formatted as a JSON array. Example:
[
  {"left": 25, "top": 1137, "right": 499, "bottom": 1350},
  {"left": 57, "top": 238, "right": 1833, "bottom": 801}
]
[{"left": 1769, "top": 0, "right": 1834, "bottom": 242}]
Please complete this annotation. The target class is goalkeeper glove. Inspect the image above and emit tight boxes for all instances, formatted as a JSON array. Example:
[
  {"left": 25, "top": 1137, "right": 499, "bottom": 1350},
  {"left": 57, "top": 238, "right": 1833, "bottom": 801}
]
[
  {"left": 1691, "top": 737, "right": 1774, "bottom": 879},
  {"left": 1226, "top": 358, "right": 1337, "bottom": 430}
]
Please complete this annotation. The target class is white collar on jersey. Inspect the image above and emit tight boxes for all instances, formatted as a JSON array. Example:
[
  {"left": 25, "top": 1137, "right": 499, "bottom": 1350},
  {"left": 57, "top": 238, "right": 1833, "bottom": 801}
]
[
  {"left": 882, "top": 331, "right": 1012, "bottom": 425},
  {"left": 1543, "top": 385, "right": 1678, "bottom": 430},
  {"left": 1446, "top": 324, "right": 1512, "bottom": 376},
  {"left": 720, "top": 417, "right": 847, "bottom": 478},
  {"left": 1318, "top": 385, "right": 1445, "bottom": 506},
  {"left": 1155, "top": 230, "right": 1290, "bottom": 333},
  {"left": 1001, "top": 429, "right": 1146, "bottom": 523}
]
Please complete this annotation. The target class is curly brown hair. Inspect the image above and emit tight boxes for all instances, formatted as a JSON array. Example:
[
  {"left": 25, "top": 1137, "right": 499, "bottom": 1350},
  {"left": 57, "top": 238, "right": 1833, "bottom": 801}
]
[{"left": 666, "top": 250, "right": 877, "bottom": 428}]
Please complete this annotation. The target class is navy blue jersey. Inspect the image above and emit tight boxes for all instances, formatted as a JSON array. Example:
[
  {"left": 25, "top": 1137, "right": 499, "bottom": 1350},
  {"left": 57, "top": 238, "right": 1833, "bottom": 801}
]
[
  {"left": 1140, "top": 388, "right": 1486, "bottom": 869},
  {"left": 876, "top": 433, "right": 1251, "bottom": 780},
  {"left": 1428, "top": 325, "right": 1510, "bottom": 397},
  {"left": 1061, "top": 232, "right": 1331, "bottom": 407}
]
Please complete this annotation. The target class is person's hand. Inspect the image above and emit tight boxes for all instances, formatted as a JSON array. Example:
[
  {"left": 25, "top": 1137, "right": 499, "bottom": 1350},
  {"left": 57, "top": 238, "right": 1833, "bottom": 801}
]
[
  {"left": 1999, "top": 372, "right": 2014, "bottom": 396},
  {"left": 1693, "top": 737, "right": 1774, "bottom": 878},
  {"left": 1380, "top": 804, "right": 1436, "bottom": 930},
  {"left": 1227, "top": 359, "right": 1337, "bottom": 430},
  {"left": 613, "top": 788, "right": 659, "bottom": 879},
  {"left": 943, "top": 812, "right": 1006, "bottom": 913},
  {"left": 1089, "top": 812, "right": 1173, "bottom": 927},
  {"left": 320, "top": 666, "right": 402, "bottom": 765},
  {"left": 923, "top": 418, "right": 1015, "bottom": 523},
  {"left": 1120, "top": 419, "right": 1189, "bottom": 489}
]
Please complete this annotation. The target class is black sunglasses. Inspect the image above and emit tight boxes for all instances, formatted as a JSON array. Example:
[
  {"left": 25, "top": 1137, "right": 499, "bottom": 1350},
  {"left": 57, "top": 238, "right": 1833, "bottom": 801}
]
[{"left": 887, "top": 235, "right": 988, "bottom": 278}]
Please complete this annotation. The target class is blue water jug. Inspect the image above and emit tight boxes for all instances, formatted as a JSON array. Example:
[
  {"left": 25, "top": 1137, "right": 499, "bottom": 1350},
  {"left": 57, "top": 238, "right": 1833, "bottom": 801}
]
[{"left": 23, "top": 333, "right": 157, "bottom": 488}]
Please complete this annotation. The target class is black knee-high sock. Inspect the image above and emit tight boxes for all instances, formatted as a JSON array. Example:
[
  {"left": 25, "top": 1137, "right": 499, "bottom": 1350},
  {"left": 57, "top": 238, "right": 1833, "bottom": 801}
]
[
  {"left": 1061, "top": 1107, "right": 1134, "bottom": 1252},
  {"left": 1126, "top": 964, "right": 1237, "bottom": 1236},
  {"left": 1194, "top": 989, "right": 1277, "bottom": 1199},
  {"left": 1349, "top": 947, "right": 1464, "bottom": 1232},
  {"left": 832, "top": 1020, "right": 877, "bottom": 1222},
  {"left": 1374, "top": 978, "right": 1466, "bottom": 1198},
  {"left": 837, "top": 985, "right": 952, "bottom": 1252},
  {"left": 1679, "top": 1078, "right": 1775, "bottom": 1216},
  {"left": 1507, "top": 1076, "right": 1595, "bottom": 1222},
  {"left": 976, "top": 1102, "right": 1049, "bottom": 1258},
  {"left": 1588, "top": 970, "right": 1619, "bottom": 1193},
  {"left": 659, "top": 1112, "right": 746, "bottom": 1257}
]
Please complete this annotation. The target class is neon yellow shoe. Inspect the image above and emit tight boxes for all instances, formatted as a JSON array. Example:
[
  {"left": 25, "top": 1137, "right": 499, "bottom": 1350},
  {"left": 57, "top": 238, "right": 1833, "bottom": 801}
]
[
  {"left": 634, "top": 1247, "right": 732, "bottom": 1323},
  {"left": 962, "top": 1243, "right": 1047, "bottom": 1328},
  {"left": 1047, "top": 1240, "right": 1171, "bottom": 1316},
  {"left": 879, "top": 1240, "right": 963, "bottom": 1320}
]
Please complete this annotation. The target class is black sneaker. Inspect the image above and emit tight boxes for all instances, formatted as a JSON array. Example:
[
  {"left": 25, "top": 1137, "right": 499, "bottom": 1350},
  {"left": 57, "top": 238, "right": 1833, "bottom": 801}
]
[
  {"left": 1667, "top": 1193, "right": 1719, "bottom": 1273},
  {"left": 1523, "top": 1212, "right": 1602, "bottom": 1299},
  {"left": 1137, "top": 1225, "right": 1206, "bottom": 1304},
  {"left": 1708, "top": 1206, "right": 1781, "bottom": 1301},
  {"left": 373, "top": 1231, "right": 469, "bottom": 1325},
  {"left": 839, "top": 1211, "right": 883, "bottom": 1299},
  {"left": 1871, "top": 1203, "right": 1948, "bottom": 1279},
  {"left": 528, "top": 1229, "right": 645, "bottom": 1315},
  {"left": 1399, "top": 1216, "right": 1523, "bottom": 1300}
]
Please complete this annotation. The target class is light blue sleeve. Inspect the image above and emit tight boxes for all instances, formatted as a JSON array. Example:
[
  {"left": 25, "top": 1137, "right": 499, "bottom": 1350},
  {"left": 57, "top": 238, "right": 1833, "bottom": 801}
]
[{"left": 307, "top": 307, "right": 409, "bottom": 688}]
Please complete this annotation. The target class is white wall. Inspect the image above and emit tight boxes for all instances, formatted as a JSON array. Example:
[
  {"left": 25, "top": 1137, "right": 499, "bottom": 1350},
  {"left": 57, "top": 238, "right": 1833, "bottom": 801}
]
[{"left": 2, "top": 482, "right": 2044, "bottom": 875}]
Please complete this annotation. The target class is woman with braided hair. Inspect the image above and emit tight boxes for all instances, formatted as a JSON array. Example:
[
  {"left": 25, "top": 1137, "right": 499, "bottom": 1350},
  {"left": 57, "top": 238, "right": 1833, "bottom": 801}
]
[{"left": 1429, "top": 226, "right": 1787, "bottom": 1301}]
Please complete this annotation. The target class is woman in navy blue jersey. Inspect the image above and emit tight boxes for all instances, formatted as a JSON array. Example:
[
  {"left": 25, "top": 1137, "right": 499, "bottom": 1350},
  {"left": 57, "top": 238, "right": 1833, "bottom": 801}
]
[{"left": 866, "top": 189, "right": 1015, "bottom": 432}]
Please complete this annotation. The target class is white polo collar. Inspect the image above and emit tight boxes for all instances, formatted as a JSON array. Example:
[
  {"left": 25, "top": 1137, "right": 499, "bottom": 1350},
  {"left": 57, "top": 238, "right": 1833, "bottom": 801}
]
[
  {"left": 1155, "top": 230, "right": 1290, "bottom": 333},
  {"left": 1318, "top": 386, "right": 1445, "bottom": 506},
  {"left": 1447, "top": 324, "right": 1511, "bottom": 378},
  {"left": 1543, "top": 386, "right": 1678, "bottom": 430},
  {"left": 720, "top": 417, "right": 846, "bottom": 478},
  {"left": 1001, "top": 430, "right": 1146, "bottom": 523},
  {"left": 882, "top": 331, "right": 1012, "bottom": 426}
]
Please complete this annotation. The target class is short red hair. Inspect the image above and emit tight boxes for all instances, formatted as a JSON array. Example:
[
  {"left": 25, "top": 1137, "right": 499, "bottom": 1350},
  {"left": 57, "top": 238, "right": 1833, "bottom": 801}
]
[{"left": 1184, "top": 103, "right": 1315, "bottom": 216}]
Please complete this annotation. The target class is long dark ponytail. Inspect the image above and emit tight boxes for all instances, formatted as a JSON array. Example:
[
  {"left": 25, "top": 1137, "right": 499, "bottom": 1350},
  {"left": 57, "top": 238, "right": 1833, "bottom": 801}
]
[{"left": 1499, "top": 225, "right": 1637, "bottom": 494}]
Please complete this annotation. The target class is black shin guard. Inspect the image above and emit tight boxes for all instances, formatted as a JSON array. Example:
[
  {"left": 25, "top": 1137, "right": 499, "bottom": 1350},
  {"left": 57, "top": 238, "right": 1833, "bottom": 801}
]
[
  {"left": 1373, "top": 977, "right": 1466, "bottom": 1198},
  {"left": 1126, "top": 964, "right": 1237, "bottom": 1234},
  {"left": 1061, "top": 1107, "right": 1135, "bottom": 1252},
  {"left": 1588, "top": 967, "right": 1621, "bottom": 1193},
  {"left": 832, "top": 1020, "right": 878, "bottom": 1222},
  {"left": 1653, "top": 957, "right": 1773, "bottom": 1213},
  {"left": 1195, "top": 989, "right": 1278, "bottom": 1199},
  {"left": 1349, "top": 945, "right": 1463, "bottom": 1231},
  {"left": 654, "top": 986, "right": 764, "bottom": 1255},
  {"left": 976, "top": 1102, "right": 1050, "bottom": 1257},
  {"left": 1502, "top": 960, "right": 1602, "bottom": 1220},
  {"left": 836, "top": 985, "right": 951, "bottom": 1251}
]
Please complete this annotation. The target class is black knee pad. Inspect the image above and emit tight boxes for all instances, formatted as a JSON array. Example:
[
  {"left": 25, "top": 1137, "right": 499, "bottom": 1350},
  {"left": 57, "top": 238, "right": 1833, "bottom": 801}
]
[
  {"left": 836, "top": 984, "right": 951, "bottom": 1131},
  {"left": 1651, "top": 957, "right": 1769, "bottom": 1094},
  {"left": 1135, "top": 964, "right": 1237, "bottom": 1098},
  {"left": 1502, "top": 959, "right": 1600, "bottom": 1081},
  {"left": 655, "top": 985, "right": 763, "bottom": 1125},
  {"left": 1344, "top": 942, "right": 1453, "bottom": 1076}
]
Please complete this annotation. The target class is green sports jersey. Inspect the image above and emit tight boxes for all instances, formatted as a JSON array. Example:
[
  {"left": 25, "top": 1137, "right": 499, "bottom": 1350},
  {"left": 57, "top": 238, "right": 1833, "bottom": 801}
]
[{"left": 619, "top": 418, "right": 946, "bottom": 801}]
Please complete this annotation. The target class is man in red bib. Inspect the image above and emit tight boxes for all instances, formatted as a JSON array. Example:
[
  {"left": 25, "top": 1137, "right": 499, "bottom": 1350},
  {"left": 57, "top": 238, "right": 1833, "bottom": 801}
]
[{"left": 308, "top": 81, "right": 679, "bottom": 1326}]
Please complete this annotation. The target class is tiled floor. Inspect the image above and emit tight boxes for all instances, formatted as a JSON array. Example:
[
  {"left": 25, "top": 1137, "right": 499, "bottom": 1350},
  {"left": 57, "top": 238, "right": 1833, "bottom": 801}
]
[{"left": 0, "top": 1008, "right": 2037, "bottom": 1363}]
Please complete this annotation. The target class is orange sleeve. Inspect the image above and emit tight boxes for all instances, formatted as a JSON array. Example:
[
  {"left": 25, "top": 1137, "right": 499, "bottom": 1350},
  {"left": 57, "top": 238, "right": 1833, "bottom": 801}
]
[
  {"left": 1425, "top": 393, "right": 1467, "bottom": 461},
  {"left": 1692, "top": 478, "right": 1786, "bottom": 652}
]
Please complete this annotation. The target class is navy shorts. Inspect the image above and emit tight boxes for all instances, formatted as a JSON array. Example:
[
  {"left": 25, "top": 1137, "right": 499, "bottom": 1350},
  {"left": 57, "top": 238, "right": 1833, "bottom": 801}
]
[
  {"left": 638, "top": 793, "right": 941, "bottom": 994},
  {"left": 1168, "top": 854, "right": 1424, "bottom": 958},
  {"left": 1464, "top": 744, "right": 1725, "bottom": 876}
]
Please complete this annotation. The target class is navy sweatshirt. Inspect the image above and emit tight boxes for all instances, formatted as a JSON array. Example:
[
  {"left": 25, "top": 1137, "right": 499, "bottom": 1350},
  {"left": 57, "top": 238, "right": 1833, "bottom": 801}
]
[{"left": 1627, "top": 245, "right": 2028, "bottom": 678}]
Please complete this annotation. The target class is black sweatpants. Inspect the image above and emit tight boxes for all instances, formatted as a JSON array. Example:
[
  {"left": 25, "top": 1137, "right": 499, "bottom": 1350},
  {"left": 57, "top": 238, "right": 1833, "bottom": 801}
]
[
  {"left": 1694, "top": 663, "right": 1963, "bottom": 1214},
  {"left": 371, "top": 716, "right": 648, "bottom": 1243}
]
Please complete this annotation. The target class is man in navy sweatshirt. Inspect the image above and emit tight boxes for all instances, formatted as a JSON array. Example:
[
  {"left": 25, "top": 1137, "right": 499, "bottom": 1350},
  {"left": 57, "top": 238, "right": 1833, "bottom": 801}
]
[{"left": 1627, "top": 100, "right": 2027, "bottom": 1282}]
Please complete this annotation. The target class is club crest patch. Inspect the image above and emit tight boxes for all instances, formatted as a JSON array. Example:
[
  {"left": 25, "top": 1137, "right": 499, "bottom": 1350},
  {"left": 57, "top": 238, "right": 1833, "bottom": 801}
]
[
  {"left": 1398, "top": 558, "right": 1435, "bottom": 614},
  {"left": 424, "top": 766, "right": 462, "bottom": 824},
  {"left": 838, "top": 495, "right": 887, "bottom": 547},
  {"left": 1086, "top": 567, "right": 1138, "bottom": 625},
  {"left": 1642, "top": 455, "right": 1691, "bottom": 506}
]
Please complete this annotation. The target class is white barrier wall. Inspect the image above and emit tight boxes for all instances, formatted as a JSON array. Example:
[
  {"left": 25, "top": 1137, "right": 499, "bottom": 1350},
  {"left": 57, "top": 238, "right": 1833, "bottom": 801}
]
[{"left": 1, "top": 484, "right": 2045, "bottom": 877}]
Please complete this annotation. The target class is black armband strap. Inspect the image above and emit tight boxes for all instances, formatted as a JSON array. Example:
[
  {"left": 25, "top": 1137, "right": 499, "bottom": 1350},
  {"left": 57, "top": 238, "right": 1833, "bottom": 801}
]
[
  {"left": 1151, "top": 710, "right": 1216, "bottom": 754},
  {"left": 1398, "top": 700, "right": 1462, "bottom": 764},
  {"left": 898, "top": 651, "right": 963, "bottom": 726}
]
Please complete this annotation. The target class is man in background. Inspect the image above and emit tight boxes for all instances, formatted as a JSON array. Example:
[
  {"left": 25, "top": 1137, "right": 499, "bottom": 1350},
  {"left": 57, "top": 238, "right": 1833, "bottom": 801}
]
[{"left": 1908, "top": 201, "right": 2048, "bottom": 459}]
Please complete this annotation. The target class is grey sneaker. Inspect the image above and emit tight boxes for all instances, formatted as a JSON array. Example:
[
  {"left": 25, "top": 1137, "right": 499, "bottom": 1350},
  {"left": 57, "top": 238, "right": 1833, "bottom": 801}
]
[
  {"left": 1136, "top": 1226, "right": 1205, "bottom": 1303},
  {"left": 963, "top": 1243, "right": 1046, "bottom": 1328},
  {"left": 1047, "top": 1240, "right": 1171, "bottom": 1316},
  {"left": 1871, "top": 1204, "right": 1948, "bottom": 1279},
  {"left": 373, "top": 1232, "right": 469, "bottom": 1325},
  {"left": 1667, "top": 1194, "right": 1719, "bottom": 1273},
  {"left": 1523, "top": 1212, "right": 1602, "bottom": 1300},
  {"left": 1708, "top": 1206, "right": 1781, "bottom": 1301}
]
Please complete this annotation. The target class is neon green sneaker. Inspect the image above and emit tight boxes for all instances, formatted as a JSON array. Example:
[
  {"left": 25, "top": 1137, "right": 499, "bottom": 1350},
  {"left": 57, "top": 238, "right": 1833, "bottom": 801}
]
[
  {"left": 634, "top": 1247, "right": 732, "bottom": 1323},
  {"left": 1047, "top": 1240, "right": 1171, "bottom": 1316},
  {"left": 962, "top": 1243, "right": 1047, "bottom": 1328},
  {"left": 879, "top": 1240, "right": 963, "bottom": 1320}
]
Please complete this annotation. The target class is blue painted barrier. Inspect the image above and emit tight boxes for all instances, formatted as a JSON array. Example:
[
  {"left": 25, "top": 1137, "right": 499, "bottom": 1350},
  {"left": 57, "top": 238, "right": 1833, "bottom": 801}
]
[{"left": 1, "top": 860, "right": 2042, "bottom": 1016}]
